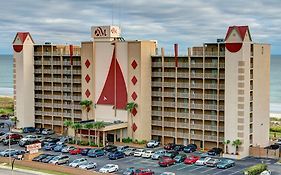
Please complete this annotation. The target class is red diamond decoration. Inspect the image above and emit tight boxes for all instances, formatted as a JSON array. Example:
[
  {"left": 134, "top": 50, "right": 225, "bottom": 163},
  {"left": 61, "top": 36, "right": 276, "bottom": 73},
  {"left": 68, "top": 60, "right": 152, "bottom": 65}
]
[
  {"left": 85, "top": 89, "right": 91, "bottom": 98},
  {"left": 131, "top": 60, "right": 138, "bottom": 69},
  {"left": 131, "top": 76, "right": 137, "bottom": 85},
  {"left": 132, "top": 123, "right": 137, "bottom": 132},
  {"left": 131, "top": 92, "right": 137, "bottom": 101},
  {"left": 131, "top": 108, "right": 137, "bottom": 116},
  {"left": 85, "top": 74, "right": 91, "bottom": 83},
  {"left": 85, "top": 59, "right": 91, "bottom": 68}
]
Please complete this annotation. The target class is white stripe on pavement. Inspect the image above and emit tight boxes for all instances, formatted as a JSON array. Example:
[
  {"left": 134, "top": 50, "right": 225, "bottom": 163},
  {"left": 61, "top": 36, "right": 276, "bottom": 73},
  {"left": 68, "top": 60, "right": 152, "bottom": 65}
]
[
  {"left": 212, "top": 167, "right": 235, "bottom": 175},
  {"left": 200, "top": 167, "right": 217, "bottom": 173}
]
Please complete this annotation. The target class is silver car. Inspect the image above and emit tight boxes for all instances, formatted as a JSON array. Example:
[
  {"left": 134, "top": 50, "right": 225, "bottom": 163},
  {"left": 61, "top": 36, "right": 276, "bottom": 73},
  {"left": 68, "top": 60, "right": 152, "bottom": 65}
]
[
  {"left": 49, "top": 155, "right": 69, "bottom": 165},
  {"left": 78, "top": 162, "right": 97, "bottom": 170},
  {"left": 69, "top": 158, "right": 87, "bottom": 168},
  {"left": 124, "top": 148, "right": 136, "bottom": 156},
  {"left": 151, "top": 149, "right": 166, "bottom": 160}
]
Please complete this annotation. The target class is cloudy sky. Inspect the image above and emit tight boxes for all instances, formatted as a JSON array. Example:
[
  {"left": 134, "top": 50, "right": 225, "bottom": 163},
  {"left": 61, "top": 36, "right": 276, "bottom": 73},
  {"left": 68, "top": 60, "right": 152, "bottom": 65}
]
[{"left": 1, "top": 0, "right": 280, "bottom": 54}]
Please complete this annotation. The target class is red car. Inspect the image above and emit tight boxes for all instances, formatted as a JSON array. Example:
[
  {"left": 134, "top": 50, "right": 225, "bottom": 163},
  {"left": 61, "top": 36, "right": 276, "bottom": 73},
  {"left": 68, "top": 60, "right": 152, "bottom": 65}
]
[
  {"left": 69, "top": 147, "right": 82, "bottom": 155},
  {"left": 164, "top": 143, "right": 176, "bottom": 150},
  {"left": 158, "top": 157, "right": 176, "bottom": 167},
  {"left": 184, "top": 155, "right": 200, "bottom": 164},
  {"left": 134, "top": 168, "right": 155, "bottom": 175},
  {"left": 8, "top": 133, "right": 23, "bottom": 140}
]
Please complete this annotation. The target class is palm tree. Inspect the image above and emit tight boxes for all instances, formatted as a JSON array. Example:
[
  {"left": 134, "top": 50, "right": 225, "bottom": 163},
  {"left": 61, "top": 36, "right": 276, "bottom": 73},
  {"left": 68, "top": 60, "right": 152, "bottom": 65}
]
[
  {"left": 71, "top": 122, "right": 83, "bottom": 144},
  {"left": 80, "top": 100, "right": 93, "bottom": 120},
  {"left": 63, "top": 120, "right": 73, "bottom": 136},
  {"left": 125, "top": 102, "right": 138, "bottom": 138},
  {"left": 223, "top": 140, "right": 231, "bottom": 154},
  {"left": 232, "top": 139, "right": 242, "bottom": 155},
  {"left": 94, "top": 121, "right": 106, "bottom": 147},
  {"left": 84, "top": 123, "right": 94, "bottom": 145},
  {"left": 10, "top": 116, "right": 19, "bottom": 128}
]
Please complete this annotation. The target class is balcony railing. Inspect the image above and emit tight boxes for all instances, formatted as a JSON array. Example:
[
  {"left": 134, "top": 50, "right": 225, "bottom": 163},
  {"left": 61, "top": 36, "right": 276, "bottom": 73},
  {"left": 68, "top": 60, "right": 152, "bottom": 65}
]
[
  {"left": 191, "top": 134, "right": 203, "bottom": 140},
  {"left": 163, "top": 102, "right": 175, "bottom": 107},
  {"left": 204, "top": 83, "right": 217, "bottom": 89},
  {"left": 191, "top": 83, "right": 203, "bottom": 88},
  {"left": 163, "top": 92, "right": 175, "bottom": 97},
  {"left": 178, "top": 63, "right": 189, "bottom": 68},
  {"left": 164, "top": 112, "right": 175, "bottom": 117},
  {"left": 35, "top": 119, "right": 42, "bottom": 123},
  {"left": 164, "top": 131, "right": 175, "bottom": 137},
  {"left": 190, "top": 94, "right": 203, "bottom": 99},
  {"left": 152, "top": 81, "right": 162, "bottom": 87},
  {"left": 190, "top": 114, "right": 203, "bottom": 120},
  {"left": 190, "top": 124, "right": 203, "bottom": 130},
  {"left": 164, "top": 62, "right": 175, "bottom": 67},
  {"left": 190, "top": 63, "right": 203, "bottom": 68},
  {"left": 152, "top": 72, "right": 162, "bottom": 77},
  {"left": 204, "top": 94, "right": 217, "bottom": 100},
  {"left": 163, "top": 82, "right": 175, "bottom": 87},
  {"left": 205, "top": 73, "right": 217, "bottom": 79},
  {"left": 177, "top": 82, "right": 189, "bottom": 88},
  {"left": 177, "top": 112, "right": 188, "bottom": 118},
  {"left": 152, "top": 91, "right": 162, "bottom": 97},
  {"left": 152, "top": 130, "right": 162, "bottom": 136},
  {"left": 204, "top": 63, "right": 218, "bottom": 68},
  {"left": 190, "top": 73, "right": 203, "bottom": 79},
  {"left": 152, "top": 120, "right": 162, "bottom": 127},
  {"left": 177, "top": 102, "right": 188, "bottom": 108},
  {"left": 190, "top": 104, "right": 203, "bottom": 109},
  {"left": 152, "top": 101, "right": 162, "bottom": 106},
  {"left": 152, "top": 110, "right": 162, "bottom": 116},
  {"left": 177, "top": 72, "right": 189, "bottom": 78},
  {"left": 152, "top": 62, "right": 162, "bottom": 67},
  {"left": 164, "top": 121, "right": 175, "bottom": 127},
  {"left": 163, "top": 72, "right": 175, "bottom": 77},
  {"left": 177, "top": 122, "right": 189, "bottom": 128},
  {"left": 34, "top": 60, "right": 42, "bottom": 65},
  {"left": 204, "top": 104, "right": 217, "bottom": 110}
]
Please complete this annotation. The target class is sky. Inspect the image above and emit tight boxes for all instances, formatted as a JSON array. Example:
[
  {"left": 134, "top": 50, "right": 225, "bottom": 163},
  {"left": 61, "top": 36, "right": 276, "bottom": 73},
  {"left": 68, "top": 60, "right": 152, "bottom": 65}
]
[{"left": 0, "top": 0, "right": 280, "bottom": 55}]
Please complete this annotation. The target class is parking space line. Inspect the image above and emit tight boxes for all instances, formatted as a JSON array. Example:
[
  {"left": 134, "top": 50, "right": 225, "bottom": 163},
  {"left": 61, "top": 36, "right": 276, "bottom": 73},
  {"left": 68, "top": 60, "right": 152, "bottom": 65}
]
[
  {"left": 228, "top": 169, "right": 244, "bottom": 175},
  {"left": 177, "top": 165, "right": 190, "bottom": 171},
  {"left": 188, "top": 166, "right": 206, "bottom": 172},
  {"left": 200, "top": 167, "right": 217, "bottom": 173},
  {"left": 212, "top": 167, "right": 235, "bottom": 175}
]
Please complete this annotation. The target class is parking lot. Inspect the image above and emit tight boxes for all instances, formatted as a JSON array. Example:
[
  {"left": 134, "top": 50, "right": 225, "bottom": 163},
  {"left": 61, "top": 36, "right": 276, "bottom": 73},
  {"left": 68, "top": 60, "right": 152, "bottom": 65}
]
[{"left": 0, "top": 124, "right": 280, "bottom": 175}]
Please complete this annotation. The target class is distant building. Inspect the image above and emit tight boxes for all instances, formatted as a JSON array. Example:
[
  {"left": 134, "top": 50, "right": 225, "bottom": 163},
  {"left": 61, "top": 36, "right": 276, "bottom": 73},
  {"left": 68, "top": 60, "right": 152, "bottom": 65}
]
[{"left": 13, "top": 25, "right": 270, "bottom": 158}]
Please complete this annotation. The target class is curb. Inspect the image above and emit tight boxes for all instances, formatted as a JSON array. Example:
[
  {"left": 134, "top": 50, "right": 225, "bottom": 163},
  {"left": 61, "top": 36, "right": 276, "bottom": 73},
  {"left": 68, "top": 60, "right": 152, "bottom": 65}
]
[{"left": 0, "top": 163, "right": 53, "bottom": 175}]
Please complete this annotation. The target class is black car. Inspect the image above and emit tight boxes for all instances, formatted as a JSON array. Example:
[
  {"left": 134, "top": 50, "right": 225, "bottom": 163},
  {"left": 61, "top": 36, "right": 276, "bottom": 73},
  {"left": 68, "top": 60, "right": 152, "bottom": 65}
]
[
  {"left": 0, "top": 131, "right": 6, "bottom": 136},
  {"left": 174, "top": 144, "right": 185, "bottom": 151},
  {"left": 32, "top": 154, "right": 51, "bottom": 162},
  {"left": 164, "top": 150, "right": 179, "bottom": 158},
  {"left": 41, "top": 155, "right": 56, "bottom": 163},
  {"left": 183, "top": 144, "right": 197, "bottom": 153},
  {"left": 174, "top": 154, "right": 187, "bottom": 163},
  {"left": 103, "top": 145, "right": 117, "bottom": 153},
  {"left": 35, "top": 128, "right": 45, "bottom": 134},
  {"left": 3, "top": 138, "right": 19, "bottom": 145},
  {"left": 81, "top": 148, "right": 91, "bottom": 156},
  {"left": 19, "top": 139, "right": 41, "bottom": 147},
  {"left": 23, "top": 127, "right": 36, "bottom": 133},
  {"left": 208, "top": 147, "right": 223, "bottom": 156}
]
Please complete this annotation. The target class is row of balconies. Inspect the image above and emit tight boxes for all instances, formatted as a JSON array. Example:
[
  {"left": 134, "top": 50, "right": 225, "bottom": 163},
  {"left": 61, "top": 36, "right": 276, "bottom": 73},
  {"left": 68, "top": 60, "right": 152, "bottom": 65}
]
[
  {"left": 35, "top": 94, "right": 81, "bottom": 101},
  {"left": 152, "top": 111, "right": 224, "bottom": 121},
  {"left": 34, "top": 69, "right": 82, "bottom": 75},
  {"left": 151, "top": 130, "right": 224, "bottom": 142},
  {"left": 152, "top": 72, "right": 225, "bottom": 79},
  {"left": 152, "top": 91, "right": 224, "bottom": 100},
  {"left": 152, "top": 82, "right": 224, "bottom": 89},
  {"left": 152, "top": 101, "right": 224, "bottom": 110},
  {"left": 35, "top": 102, "right": 81, "bottom": 109},
  {"left": 34, "top": 51, "right": 80, "bottom": 57},
  {"left": 152, "top": 62, "right": 225, "bottom": 68},
  {"left": 35, "top": 85, "right": 81, "bottom": 92}
]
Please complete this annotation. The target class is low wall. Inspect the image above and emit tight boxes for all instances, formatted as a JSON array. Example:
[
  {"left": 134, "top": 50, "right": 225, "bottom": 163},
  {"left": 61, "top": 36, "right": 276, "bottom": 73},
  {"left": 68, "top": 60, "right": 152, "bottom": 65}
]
[
  {"left": 249, "top": 146, "right": 280, "bottom": 159},
  {"left": 0, "top": 157, "right": 108, "bottom": 175}
]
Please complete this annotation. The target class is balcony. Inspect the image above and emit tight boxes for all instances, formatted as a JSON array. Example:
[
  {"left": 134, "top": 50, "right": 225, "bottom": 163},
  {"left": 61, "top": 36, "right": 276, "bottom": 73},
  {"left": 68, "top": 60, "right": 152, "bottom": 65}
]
[
  {"left": 204, "top": 104, "right": 217, "bottom": 110},
  {"left": 43, "top": 61, "right": 52, "bottom": 65},
  {"left": 73, "top": 79, "right": 81, "bottom": 83},
  {"left": 163, "top": 102, "right": 175, "bottom": 108},
  {"left": 164, "top": 121, "right": 175, "bottom": 127},
  {"left": 34, "top": 69, "right": 42, "bottom": 74},
  {"left": 152, "top": 130, "right": 162, "bottom": 136},
  {"left": 204, "top": 114, "right": 217, "bottom": 120},
  {"left": 191, "top": 134, "right": 203, "bottom": 140},
  {"left": 152, "top": 91, "right": 162, "bottom": 97},
  {"left": 63, "top": 96, "right": 71, "bottom": 100},
  {"left": 163, "top": 92, "right": 175, "bottom": 97},
  {"left": 190, "top": 103, "right": 203, "bottom": 109},
  {"left": 219, "top": 84, "right": 224, "bottom": 89},
  {"left": 43, "top": 120, "right": 52, "bottom": 125},
  {"left": 152, "top": 110, "right": 162, "bottom": 116},
  {"left": 35, "top": 86, "right": 42, "bottom": 90},
  {"left": 44, "top": 78, "right": 52, "bottom": 82},
  {"left": 63, "top": 70, "right": 71, "bottom": 74},
  {"left": 35, "top": 94, "right": 43, "bottom": 98},
  {"left": 219, "top": 63, "right": 225, "bottom": 68},
  {"left": 73, "top": 70, "right": 81, "bottom": 74},
  {"left": 53, "top": 120, "right": 62, "bottom": 125},
  {"left": 219, "top": 95, "right": 224, "bottom": 100},
  {"left": 152, "top": 101, "right": 162, "bottom": 106},
  {"left": 43, "top": 86, "right": 52, "bottom": 91},
  {"left": 35, "top": 111, "right": 43, "bottom": 115},
  {"left": 204, "top": 94, "right": 217, "bottom": 100},
  {"left": 190, "top": 114, "right": 203, "bottom": 120},
  {"left": 204, "top": 63, "right": 218, "bottom": 68},
  {"left": 53, "top": 70, "right": 62, "bottom": 74},
  {"left": 35, "top": 119, "right": 42, "bottom": 123},
  {"left": 219, "top": 105, "right": 224, "bottom": 111},
  {"left": 73, "top": 96, "right": 81, "bottom": 101},
  {"left": 43, "top": 103, "right": 53, "bottom": 108},
  {"left": 34, "top": 52, "right": 42, "bottom": 56},
  {"left": 190, "top": 94, "right": 203, "bottom": 99},
  {"left": 204, "top": 83, "right": 217, "bottom": 89},
  {"left": 73, "top": 61, "right": 81, "bottom": 66},
  {"left": 178, "top": 62, "right": 189, "bottom": 68},
  {"left": 219, "top": 74, "right": 225, "bottom": 79},
  {"left": 177, "top": 112, "right": 188, "bottom": 118},
  {"left": 73, "top": 87, "right": 81, "bottom": 92},
  {"left": 177, "top": 122, "right": 189, "bottom": 128},
  {"left": 177, "top": 102, "right": 188, "bottom": 108},
  {"left": 190, "top": 73, "right": 203, "bottom": 79},
  {"left": 63, "top": 104, "right": 72, "bottom": 108},
  {"left": 177, "top": 82, "right": 188, "bottom": 88},
  {"left": 163, "top": 72, "right": 175, "bottom": 77},
  {"left": 43, "top": 70, "right": 52, "bottom": 74},
  {"left": 164, "top": 62, "right": 175, "bottom": 67},
  {"left": 53, "top": 61, "right": 61, "bottom": 65},
  {"left": 190, "top": 124, "right": 203, "bottom": 130},
  {"left": 163, "top": 82, "right": 175, "bottom": 87},
  {"left": 34, "top": 60, "right": 42, "bottom": 65},
  {"left": 164, "top": 112, "right": 175, "bottom": 117},
  {"left": 53, "top": 86, "right": 62, "bottom": 91},
  {"left": 152, "top": 62, "right": 162, "bottom": 67},
  {"left": 190, "top": 63, "right": 203, "bottom": 68},
  {"left": 204, "top": 135, "right": 218, "bottom": 142},
  {"left": 177, "top": 132, "right": 188, "bottom": 138},
  {"left": 152, "top": 81, "right": 162, "bottom": 87},
  {"left": 164, "top": 131, "right": 175, "bottom": 137},
  {"left": 205, "top": 73, "right": 217, "bottom": 79},
  {"left": 191, "top": 83, "right": 203, "bottom": 89},
  {"left": 63, "top": 79, "right": 71, "bottom": 83},
  {"left": 152, "top": 72, "right": 162, "bottom": 77},
  {"left": 74, "top": 113, "right": 81, "bottom": 118},
  {"left": 177, "top": 72, "right": 189, "bottom": 78},
  {"left": 74, "top": 105, "right": 81, "bottom": 110}
]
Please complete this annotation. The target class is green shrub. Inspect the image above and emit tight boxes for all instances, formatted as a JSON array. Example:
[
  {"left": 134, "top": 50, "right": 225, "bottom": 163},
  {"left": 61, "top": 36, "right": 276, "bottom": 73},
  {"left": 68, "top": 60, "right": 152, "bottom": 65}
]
[
  {"left": 122, "top": 137, "right": 133, "bottom": 143},
  {"left": 79, "top": 141, "right": 89, "bottom": 146},
  {"left": 68, "top": 140, "right": 75, "bottom": 144},
  {"left": 270, "top": 126, "right": 281, "bottom": 133},
  {"left": 89, "top": 142, "right": 98, "bottom": 147},
  {"left": 243, "top": 164, "right": 267, "bottom": 175},
  {"left": 99, "top": 143, "right": 103, "bottom": 147}
]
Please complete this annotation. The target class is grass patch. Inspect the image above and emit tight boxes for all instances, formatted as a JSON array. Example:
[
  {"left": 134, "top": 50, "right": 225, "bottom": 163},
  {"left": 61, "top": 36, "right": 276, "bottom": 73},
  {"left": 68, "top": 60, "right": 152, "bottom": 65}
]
[
  {"left": 269, "top": 131, "right": 281, "bottom": 140},
  {"left": 4, "top": 164, "right": 69, "bottom": 175},
  {"left": 0, "top": 97, "right": 14, "bottom": 115}
]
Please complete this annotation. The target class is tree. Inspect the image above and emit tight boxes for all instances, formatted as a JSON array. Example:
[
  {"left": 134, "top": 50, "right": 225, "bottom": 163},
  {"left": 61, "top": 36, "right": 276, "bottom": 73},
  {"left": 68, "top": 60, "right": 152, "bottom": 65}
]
[
  {"left": 10, "top": 116, "right": 19, "bottom": 128},
  {"left": 84, "top": 123, "right": 94, "bottom": 145},
  {"left": 94, "top": 121, "right": 106, "bottom": 147},
  {"left": 125, "top": 102, "right": 138, "bottom": 139},
  {"left": 71, "top": 122, "right": 83, "bottom": 144},
  {"left": 80, "top": 100, "right": 93, "bottom": 120},
  {"left": 63, "top": 120, "right": 73, "bottom": 136},
  {"left": 232, "top": 139, "right": 242, "bottom": 155},
  {"left": 223, "top": 140, "right": 231, "bottom": 154}
]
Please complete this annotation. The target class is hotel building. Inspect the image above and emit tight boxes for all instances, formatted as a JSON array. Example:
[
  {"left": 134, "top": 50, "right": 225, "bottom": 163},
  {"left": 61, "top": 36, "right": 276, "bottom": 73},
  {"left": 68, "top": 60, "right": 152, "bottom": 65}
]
[{"left": 13, "top": 25, "right": 270, "bottom": 158}]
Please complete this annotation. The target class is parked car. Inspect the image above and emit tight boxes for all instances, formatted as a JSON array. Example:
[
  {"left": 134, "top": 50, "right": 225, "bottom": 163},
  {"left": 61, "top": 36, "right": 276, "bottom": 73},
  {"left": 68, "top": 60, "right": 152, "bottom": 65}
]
[
  {"left": 99, "top": 164, "right": 119, "bottom": 173},
  {"left": 49, "top": 155, "right": 69, "bottom": 165},
  {"left": 146, "top": 140, "right": 160, "bottom": 148},
  {"left": 56, "top": 136, "right": 72, "bottom": 145},
  {"left": 103, "top": 145, "right": 117, "bottom": 153},
  {"left": 117, "top": 145, "right": 129, "bottom": 152},
  {"left": 173, "top": 144, "right": 185, "bottom": 152},
  {"left": 19, "top": 135, "right": 41, "bottom": 147},
  {"left": 142, "top": 150, "right": 155, "bottom": 158},
  {"left": 160, "top": 173, "right": 175, "bottom": 175},
  {"left": 195, "top": 157, "right": 211, "bottom": 166},
  {"left": 208, "top": 147, "right": 223, "bottom": 156},
  {"left": 184, "top": 155, "right": 200, "bottom": 164},
  {"left": 78, "top": 162, "right": 97, "bottom": 170},
  {"left": 35, "top": 128, "right": 45, "bottom": 134},
  {"left": 53, "top": 144, "right": 67, "bottom": 152},
  {"left": 23, "top": 127, "right": 36, "bottom": 133},
  {"left": 61, "top": 146, "right": 76, "bottom": 153},
  {"left": 164, "top": 150, "right": 178, "bottom": 159},
  {"left": 12, "top": 150, "right": 26, "bottom": 160},
  {"left": 183, "top": 144, "right": 197, "bottom": 153},
  {"left": 69, "top": 158, "right": 88, "bottom": 168},
  {"left": 3, "top": 138, "right": 20, "bottom": 145},
  {"left": 0, "top": 149, "right": 18, "bottom": 157},
  {"left": 69, "top": 147, "right": 82, "bottom": 155},
  {"left": 260, "top": 170, "right": 272, "bottom": 175},
  {"left": 134, "top": 149, "right": 146, "bottom": 157},
  {"left": 216, "top": 159, "right": 235, "bottom": 169},
  {"left": 158, "top": 157, "right": 176, "bottom": 167},
  {"left": 0, "top": 131, "right": 6, "bottom": 136},
  {"left": 0, "top": 133, "right": 10, "bottom": 142},
  {"left": 151, "top": 149, "right": 166, "bottom": 160},
  {"left": 134, "top": 168, "right": 155, "bottom": 175},
  {"left": 108, "top": 151, "right": 125, "bottom": 160},
  {"left": 41, "top": 137, "right": 60, "bottom": 146},
  {"left": 32, "top": 154, "right": 51, "bottom": 162},
  {"left": 41, "top": 155, "right": 56, "bottom": 163},
  {"left": 164, "top": 143, "right": 176, "bottom": 150},
  {"left": 122, "top": 167, "right": 136, "bottom": 175},
  {"left": 124, "top": 148, "right": 136, "bottom": 156},
  {"left": 42, "top": 129, "right": 55, "bottom": 135},
  {"left": 43, "top": 142, "right": 57, "bottom": 151},
  {"left": 87, "top": 149, "right": 106, "bottom": 157},
  {"left": 205, "top": 158, "right": 220, "bottom": 167},
  {"left": 81, "top": 148, "right": 91, "bottom": 156},
  {"left": 174, "top": 154, "right": 187, "bottom": 163},
  {"left": 0, "top": 133, "right": 22, "bottom": 142}
]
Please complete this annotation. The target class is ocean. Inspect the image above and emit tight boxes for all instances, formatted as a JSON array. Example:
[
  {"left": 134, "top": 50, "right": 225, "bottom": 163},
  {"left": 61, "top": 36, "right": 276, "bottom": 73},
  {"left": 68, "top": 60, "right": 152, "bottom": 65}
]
[{"left": 0, "top": 55, "right": 281, "bottom": 113}]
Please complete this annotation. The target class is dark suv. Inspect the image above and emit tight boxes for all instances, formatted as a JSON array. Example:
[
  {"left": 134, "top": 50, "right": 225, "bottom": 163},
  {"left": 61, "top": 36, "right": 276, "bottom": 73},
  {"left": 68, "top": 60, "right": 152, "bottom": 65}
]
[
  {"left": 183, "top": 144, "right": 197, "bottom": 153},
  {"left": 208, "top": 147, "right": 223, "bottom": 156},
  {"left": 23, "top": 127, "right": 36, "bottom": 133},
  {"left": 164, "top": 143, "right": 176, "bottom": 150}
]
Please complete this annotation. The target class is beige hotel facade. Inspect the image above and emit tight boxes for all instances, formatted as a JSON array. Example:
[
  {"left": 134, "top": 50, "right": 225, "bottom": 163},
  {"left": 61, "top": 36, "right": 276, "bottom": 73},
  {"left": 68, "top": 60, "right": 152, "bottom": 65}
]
[{"left": 13, "top": 25, "right": 270, "bottom": 158}]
